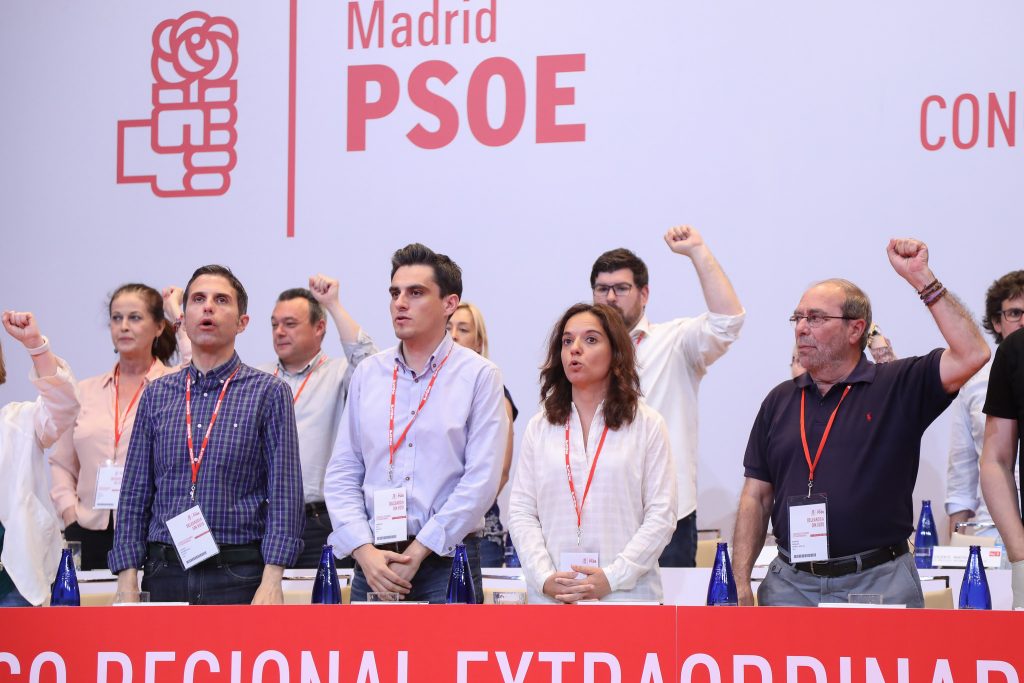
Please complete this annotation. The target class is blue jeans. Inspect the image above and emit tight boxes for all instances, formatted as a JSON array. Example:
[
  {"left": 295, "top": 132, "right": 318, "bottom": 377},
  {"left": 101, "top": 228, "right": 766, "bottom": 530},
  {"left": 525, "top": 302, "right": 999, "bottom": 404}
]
[
  {"left": 351, "top": 537, "right": 483, "bottom": 604},
  {"left": 0, "top": 585, "right": 32, "bottom": 607},
  {"left": 295, "top": 507, "right": 354, "bottom": 569},
  {"left": 478, "top": 538, "right": 504, "bottom": 568},
  {"left": 142, "top": 543, "right": 264, "bottom": 605},
  {"left": 658, "top": 511, "right": 698, "bottom": 568}
]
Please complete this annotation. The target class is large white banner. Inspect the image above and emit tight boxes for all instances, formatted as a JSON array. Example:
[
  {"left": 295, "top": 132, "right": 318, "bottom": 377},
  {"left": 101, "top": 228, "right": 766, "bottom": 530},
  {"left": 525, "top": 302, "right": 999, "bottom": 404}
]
[{"left": 2, "top": 1, "right": 1021, "bottom": 539}]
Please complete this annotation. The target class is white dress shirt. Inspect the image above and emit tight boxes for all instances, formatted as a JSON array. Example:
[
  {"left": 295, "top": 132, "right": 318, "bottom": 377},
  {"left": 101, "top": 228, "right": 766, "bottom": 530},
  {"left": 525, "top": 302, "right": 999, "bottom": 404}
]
[
  {"left": 631, "top": 311, "right": 744, "bottom": 519},
  {"left": 0, "top": 359, "right": 79, "bottom": 605},
  {"left": 508, "top": 402, "right": 677, "bottom": 604},
  {"left": 259, "top": 329, "right": 377, "bottom": 504},
  {"left": 324, "top": 334, "right": 509, "bottom": 557},
  {"left": 945, "top": 361, "right": 1021, "bottom": 535}
]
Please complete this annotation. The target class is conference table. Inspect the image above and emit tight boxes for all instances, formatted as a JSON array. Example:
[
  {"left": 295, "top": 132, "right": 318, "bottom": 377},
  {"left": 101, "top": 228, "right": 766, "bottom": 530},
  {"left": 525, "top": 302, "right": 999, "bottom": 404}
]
[{"left": 65, "top": 564, "right": 1018, "bottom": 609}]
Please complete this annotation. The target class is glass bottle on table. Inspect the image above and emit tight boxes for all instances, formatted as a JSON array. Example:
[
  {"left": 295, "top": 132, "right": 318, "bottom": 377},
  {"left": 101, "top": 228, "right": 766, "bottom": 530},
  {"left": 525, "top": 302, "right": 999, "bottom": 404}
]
[
  {"left": 446, "top": 543, "right": 477, "bottom": 604},
  {"left": 958, "top": 545, "right": 992, "bottom": 610},
  {"left": 50, "top": 547, "right": 80, "bottom": 607},
  {"left": 914, "top": 500, "right": 937, "bottom": 569},
  {"left": 706, "top": 542, "right": 739, "bottom": 606},
  {"left": 311, "top": 545, "right": 342, "bottom": 605}
]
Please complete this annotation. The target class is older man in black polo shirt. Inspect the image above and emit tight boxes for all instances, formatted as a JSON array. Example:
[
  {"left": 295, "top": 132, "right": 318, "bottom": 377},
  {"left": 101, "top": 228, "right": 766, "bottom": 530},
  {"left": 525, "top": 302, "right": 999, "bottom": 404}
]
[{"left": 733, "top": 238, "right": 990, "bottom": 607}]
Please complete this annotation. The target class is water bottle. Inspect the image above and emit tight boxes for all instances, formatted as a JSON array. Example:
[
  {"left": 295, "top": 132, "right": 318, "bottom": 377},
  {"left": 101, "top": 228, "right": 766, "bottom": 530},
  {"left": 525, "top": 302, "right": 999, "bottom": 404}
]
[
  {"left": 914, "top": 500, "right": 937, "bottom": 569},
  {"left": 958, "top": 545, "right": 992, "bottom": 610},
  {"left": 50, "top": 548, "right": 80, "bottom": 606},
  {"left": 503, "top": 532, "right": 521, "bottom": 568},
  {"left": 706, "top": 542, "right": 739, "bottom": 606},
  {"left": 445, "top": 543, "right": 477, "bottom": 604},
  {"left": 311, "top": 545, "right": 341, "bottom": 604}
]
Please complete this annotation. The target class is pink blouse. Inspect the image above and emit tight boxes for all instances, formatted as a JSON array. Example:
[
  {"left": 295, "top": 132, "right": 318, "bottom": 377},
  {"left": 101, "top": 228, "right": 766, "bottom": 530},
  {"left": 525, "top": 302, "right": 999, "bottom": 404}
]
[{"left": 49, "top": 360, "right": 179, "bottom": 530}]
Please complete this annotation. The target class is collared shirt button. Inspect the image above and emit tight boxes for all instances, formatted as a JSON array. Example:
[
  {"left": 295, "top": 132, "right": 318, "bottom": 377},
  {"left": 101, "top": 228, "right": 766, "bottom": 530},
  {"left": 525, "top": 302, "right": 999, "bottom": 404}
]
[
  {"left": 410, "top": 410, "right": 416, "bottom": 416},
  {"left": 404, "top": 476, "right": 410, "bottom": 481},
  {"left": 408, "top": 442, "right": 413, "bottom": 447},
  {"left": 204, "top": 392, "right": 208, "bottom": 397}
]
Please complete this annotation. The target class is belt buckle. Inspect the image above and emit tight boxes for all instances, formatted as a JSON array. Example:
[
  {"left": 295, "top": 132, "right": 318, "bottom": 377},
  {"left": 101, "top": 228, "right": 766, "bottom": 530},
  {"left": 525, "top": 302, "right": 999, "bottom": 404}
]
[{"left": 808, "top": 560, "right": 827, "bottom": 577}]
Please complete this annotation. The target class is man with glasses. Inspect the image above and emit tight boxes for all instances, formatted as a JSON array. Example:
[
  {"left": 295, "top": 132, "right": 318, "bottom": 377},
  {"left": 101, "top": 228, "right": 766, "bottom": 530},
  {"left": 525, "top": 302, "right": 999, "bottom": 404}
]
[
  {"left": 980, "top": 274, "right": 1024, "bottom": 610},
  {"left": 946, "top": 271, "right": 1024, "bottom": 546},
  {"left": 590, "top": 225, "right": 744, "bottom": 567},
  {"left": 732, "top": 239, "right": 989, "bottom": 607}
]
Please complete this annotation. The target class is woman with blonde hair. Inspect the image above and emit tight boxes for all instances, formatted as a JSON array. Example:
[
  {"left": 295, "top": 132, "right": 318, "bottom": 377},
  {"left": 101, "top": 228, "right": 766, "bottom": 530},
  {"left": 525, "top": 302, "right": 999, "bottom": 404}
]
[{"left": 447, "top": 302, "right": 517, "bottom": 567}]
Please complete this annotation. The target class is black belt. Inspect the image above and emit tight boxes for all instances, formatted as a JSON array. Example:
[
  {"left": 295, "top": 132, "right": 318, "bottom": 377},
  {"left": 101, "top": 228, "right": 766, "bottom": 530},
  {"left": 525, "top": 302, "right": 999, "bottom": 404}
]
[
  {"left": 374, "top": 538, "right": 417, "bottom": 554},
  {"left": 305, "top": 501, "right": 327, "bottom": 516},
  {"left": 780, "top": 542, "right": 908, "bottom": 577},
  {"left": 147, "top": 542, "right": 263, "bottom": 568}
]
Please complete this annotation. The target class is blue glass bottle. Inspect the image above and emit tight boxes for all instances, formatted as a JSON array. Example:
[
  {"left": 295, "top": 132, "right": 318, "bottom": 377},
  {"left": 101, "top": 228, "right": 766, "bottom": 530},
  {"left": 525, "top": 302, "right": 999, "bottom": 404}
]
[
  {"left": 50, "top": 548, "right": 80, "bottom": 606},
  {"left": 958, "top": 545, "right": 992, "bottom": 610},
  {"left": 503, "top": 532, "right": 521, "bottom": 568},
  {"left": 706, "top": 542, "right": 738, "bottom": 606},
  {"left": 913, "top": 500, "right": 937, "bottom": 569},
  {"left": 445, "top": 543, "right": 477, "bottom": 604},
  {"left": 311, "top": 545, "right": 341, "bottom": 604}
]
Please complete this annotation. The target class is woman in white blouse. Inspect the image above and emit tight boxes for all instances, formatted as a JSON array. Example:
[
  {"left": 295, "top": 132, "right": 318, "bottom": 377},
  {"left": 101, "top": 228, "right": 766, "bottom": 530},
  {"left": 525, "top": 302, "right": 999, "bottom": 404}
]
[
  {"left": 0, "top": 311, "right": 79, "bottom": 606},
  {"left": 508, "top": 303, "right": 677, "bottom": 604}
]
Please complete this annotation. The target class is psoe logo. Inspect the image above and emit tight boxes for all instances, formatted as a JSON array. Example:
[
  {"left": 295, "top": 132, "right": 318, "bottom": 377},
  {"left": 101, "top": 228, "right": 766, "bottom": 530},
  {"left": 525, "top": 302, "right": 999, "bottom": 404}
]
[{"left": 117, "top": 12, "right": 238, "bottom": 197}]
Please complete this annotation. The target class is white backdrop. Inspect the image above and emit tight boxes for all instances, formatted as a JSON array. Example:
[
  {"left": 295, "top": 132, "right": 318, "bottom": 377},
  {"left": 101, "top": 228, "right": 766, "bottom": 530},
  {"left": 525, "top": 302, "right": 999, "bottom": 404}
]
[{"left": 2, "top": 1, "right": 1021, "bottom": 541}]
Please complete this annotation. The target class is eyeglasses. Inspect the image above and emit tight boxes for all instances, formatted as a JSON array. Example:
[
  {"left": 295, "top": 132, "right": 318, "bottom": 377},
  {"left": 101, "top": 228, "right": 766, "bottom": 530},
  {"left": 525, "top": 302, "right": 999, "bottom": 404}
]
[
  {"left": 593, "top": 283, "right": 634, "bottom": 297},
  {"left": 789, "top": 314, "right": 853, "bottom": 328},
  {"left": 997, "top": 308, "right": 1024, "bottom": 322}
]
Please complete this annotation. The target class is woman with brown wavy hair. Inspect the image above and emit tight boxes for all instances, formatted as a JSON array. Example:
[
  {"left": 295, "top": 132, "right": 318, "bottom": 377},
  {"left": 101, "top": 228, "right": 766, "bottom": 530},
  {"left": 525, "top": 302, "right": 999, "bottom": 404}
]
[
  {"left": 48, "top": 284, "right": 188, "bottom": 570},
  {"left": 508, "top": 303, "right": 677, "bottom": 603}
]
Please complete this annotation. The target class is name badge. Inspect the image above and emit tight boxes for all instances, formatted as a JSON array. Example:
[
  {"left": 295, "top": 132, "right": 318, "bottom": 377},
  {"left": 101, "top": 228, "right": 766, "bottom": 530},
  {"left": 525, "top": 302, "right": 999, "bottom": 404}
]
[
  {"left": 787, "top": 493, "right": 830, "bottom": 562},
  {"left": 559, "top": 549, "right": 600, "bottom": 579},
  {"left": 166, "top": 505, "right": 220, "bottom": 569},
  {"left": 373, "top": 487, "right": 409, "bottom": 544},
  {"left": 93, "top": 465, "right": 125, "bottom": 510}
]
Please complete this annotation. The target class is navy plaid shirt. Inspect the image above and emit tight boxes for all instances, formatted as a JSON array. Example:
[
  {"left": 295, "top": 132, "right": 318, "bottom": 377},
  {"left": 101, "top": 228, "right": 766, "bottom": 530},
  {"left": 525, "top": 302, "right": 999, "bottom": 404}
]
[{"left": 109, "top": 354, "right": 304, "bottom": 572}]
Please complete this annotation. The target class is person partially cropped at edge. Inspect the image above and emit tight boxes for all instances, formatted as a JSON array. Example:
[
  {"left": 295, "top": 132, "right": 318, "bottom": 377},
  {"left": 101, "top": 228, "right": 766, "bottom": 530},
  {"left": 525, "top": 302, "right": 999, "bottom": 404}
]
[
  {"left": 0, "top": 311, "right": 79, "bottom": 607},
  {"left": 733, "top": 239, "right": 989, "bottom": 607},
  {"left": 324, "top": 244, "right": 509, "bottom": 603},
  {"left": 589, "top": 225, "right": 743, "bottom": 567},
  {"left": 508, "top": 303, "right": 676, "bottom": 603},
  {"left": 109, "top": 265, "right": 303, "bottom": 604}
]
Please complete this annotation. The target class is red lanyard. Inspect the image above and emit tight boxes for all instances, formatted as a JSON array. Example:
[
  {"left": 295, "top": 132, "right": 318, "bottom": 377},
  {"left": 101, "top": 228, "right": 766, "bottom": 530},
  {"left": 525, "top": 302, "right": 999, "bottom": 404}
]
[
  {"left": 274, "top": 355, "right": 328, "bottom": 404},
  {"left": 387, "top": 347, "right": 453, "bottom": 482},
  {"left": 633, "top": 332, "right": 645, "bottom": 347},
  {"left": 799, "top": 385, "right": 851, "bottom": 496},
  {"left": 565, "top": 417, "right": 610, "bottom": 545},
  {"left": 112, "top": 360, "right": 154, "bottom": 451},
  {"left": 185, "top": 366, "right": 240, "bottom": 501}
]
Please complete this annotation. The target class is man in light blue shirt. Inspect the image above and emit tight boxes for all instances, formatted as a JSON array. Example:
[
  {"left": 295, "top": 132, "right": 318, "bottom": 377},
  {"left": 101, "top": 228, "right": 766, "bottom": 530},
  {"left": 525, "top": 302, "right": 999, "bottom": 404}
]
[{"left": 324, "top": 243, "right": 509, "bottom": 602}]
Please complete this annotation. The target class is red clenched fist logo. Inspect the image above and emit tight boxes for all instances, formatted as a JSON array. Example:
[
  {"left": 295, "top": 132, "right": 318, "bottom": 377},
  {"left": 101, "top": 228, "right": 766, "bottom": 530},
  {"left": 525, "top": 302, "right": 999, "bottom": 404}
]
[{"left": 117, "top": 12, "right": 238, "bottom": 197}]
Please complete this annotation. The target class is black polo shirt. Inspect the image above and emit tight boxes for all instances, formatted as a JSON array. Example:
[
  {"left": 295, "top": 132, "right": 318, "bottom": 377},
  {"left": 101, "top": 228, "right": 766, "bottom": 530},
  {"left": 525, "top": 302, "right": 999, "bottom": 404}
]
[
  {"left": 743, "top": 349, "right": 954, "bottom": 557},
  {"left": 983, "top": 326, "right": 1024, "bottom": 521}
]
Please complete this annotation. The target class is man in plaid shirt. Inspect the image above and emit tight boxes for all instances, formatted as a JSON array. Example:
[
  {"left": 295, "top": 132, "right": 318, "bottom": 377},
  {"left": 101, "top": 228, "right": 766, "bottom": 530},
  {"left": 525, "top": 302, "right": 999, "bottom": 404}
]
[{"left": 109, "top": 265, "right": 303, "bottom": 604}]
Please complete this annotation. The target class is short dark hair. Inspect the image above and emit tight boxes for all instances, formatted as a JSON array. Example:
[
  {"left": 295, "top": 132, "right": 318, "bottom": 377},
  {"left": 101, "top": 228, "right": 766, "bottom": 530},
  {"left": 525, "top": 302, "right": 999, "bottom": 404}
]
[
  {"left": 184, "top": 265, "right": 248, "bottom": 316},
  {"left": 390, "top": 243, "right": 463, "bottom": 298},
  {"left": 540, "top": 303, "right": 641, "bottom": 430},
  {"left": 817, "top": 278, "right": 872, "bottom": 351},
  {"left": 109, "top": 283, "right": 178, "bottom": 363},
  {"left": 983, "top": 270, "right": 1024, "bottom": 344},
  {"left": 590, "top": 248, "right": 649, "bottom": 289},
  {"left": 276, "top": 288, "right": 325, "bottom": 325}
]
